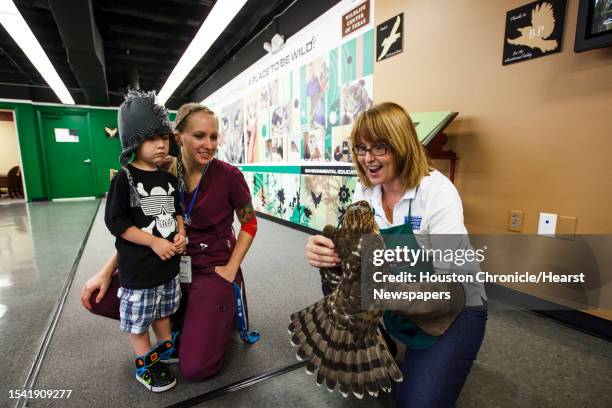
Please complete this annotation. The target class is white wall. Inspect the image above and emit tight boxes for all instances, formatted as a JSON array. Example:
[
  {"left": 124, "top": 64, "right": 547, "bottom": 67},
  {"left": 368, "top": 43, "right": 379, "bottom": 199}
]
[{"left": 0, "top": 117, "right": 20, "bottom": 174}]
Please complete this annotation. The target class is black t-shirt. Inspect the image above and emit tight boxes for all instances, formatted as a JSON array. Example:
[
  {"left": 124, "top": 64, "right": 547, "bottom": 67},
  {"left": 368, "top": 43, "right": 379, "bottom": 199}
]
[{"left": 105, "top": 165, "right": 183, "bottom": 289}]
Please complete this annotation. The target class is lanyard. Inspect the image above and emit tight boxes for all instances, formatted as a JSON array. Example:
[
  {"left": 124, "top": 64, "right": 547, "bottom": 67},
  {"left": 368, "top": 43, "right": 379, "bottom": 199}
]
[
  {"left": 232, "top": 282, "right": 261, "bottom": 344},
  {"left": 179, "top": 162, "right": 209, "bottom": 228},
  {"left": 404, "top": 186, "right": 419, "bottom": 228}
]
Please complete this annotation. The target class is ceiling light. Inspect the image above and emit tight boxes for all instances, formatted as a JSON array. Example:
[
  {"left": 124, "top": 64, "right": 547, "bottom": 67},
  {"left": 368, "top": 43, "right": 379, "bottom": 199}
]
[
  {"left": 157, "top": 0, "right": 248, "bottom": 106},
  {"left": 0, "top": 0, "right": 75, "bottom": 104}
]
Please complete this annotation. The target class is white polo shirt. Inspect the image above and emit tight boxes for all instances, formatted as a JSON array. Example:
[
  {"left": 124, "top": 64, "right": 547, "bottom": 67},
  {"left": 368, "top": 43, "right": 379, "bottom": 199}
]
[
  {"left": 352, "top": 169, "right": 486, "bottom": 307},
  {"left": 352, "top": 170, "right": 467, "bottom": 234}
]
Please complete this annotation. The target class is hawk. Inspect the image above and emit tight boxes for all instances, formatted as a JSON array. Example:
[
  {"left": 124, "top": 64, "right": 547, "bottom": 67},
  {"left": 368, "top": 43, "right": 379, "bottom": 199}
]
[
  {"left": 289, "top": 200, "right": 466, "bottom": 398},
  {"left": 289, "top": 201, "right": 400, "bottom": 398}
]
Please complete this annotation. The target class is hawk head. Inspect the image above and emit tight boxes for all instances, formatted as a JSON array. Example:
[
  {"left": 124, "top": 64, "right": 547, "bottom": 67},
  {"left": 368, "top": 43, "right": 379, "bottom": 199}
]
[{"left": 342, "top": 200, "right": 379, "bottom": 234}]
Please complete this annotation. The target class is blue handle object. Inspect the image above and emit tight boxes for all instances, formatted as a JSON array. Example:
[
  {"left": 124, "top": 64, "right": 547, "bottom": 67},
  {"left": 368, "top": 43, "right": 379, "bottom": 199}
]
[{"left": 232, "top": 283, "right": 260, "bottom": 344}]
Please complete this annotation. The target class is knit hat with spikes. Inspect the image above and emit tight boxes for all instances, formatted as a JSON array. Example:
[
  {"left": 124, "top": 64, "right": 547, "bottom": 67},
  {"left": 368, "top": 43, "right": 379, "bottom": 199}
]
[{"left": 117, "top": 89, "right": 185, "bottom": 207}]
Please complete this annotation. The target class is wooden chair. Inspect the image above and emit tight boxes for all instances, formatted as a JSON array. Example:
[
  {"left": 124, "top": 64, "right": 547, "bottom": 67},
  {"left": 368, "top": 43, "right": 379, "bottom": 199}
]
[
  {"left": 0, "top": 173, "right": 8, "bottom": 197},
  {"left": 7, "top": 166, "right": 23, "bottom": 198}
]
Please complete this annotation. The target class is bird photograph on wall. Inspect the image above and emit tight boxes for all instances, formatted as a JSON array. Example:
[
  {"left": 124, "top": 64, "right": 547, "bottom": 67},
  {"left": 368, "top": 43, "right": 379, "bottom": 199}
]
[
  {"left": 378, "top": 15, "right": 401, "bottom": 60},
  {"left": 503, "top": 0, "right": 567, "bottom": 65},
  {"left": 104, "top": 126, "right": 118, "bottom": 139},
  {"left": 507, "top": 2, "right": 558, "bottom": 53},
  {"left": 376, "top": 13, "right": 403, "bottom": 62}
]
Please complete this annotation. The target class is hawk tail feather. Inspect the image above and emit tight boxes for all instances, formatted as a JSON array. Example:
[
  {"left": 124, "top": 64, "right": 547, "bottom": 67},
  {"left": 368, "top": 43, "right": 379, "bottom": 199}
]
[{"left": 288, "top": 298, "right": 403, "bottom": 398}]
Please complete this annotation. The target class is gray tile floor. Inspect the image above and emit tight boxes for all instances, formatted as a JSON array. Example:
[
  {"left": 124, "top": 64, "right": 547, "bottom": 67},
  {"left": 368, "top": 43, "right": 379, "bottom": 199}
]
[
  {"left": 1, "top": 201, "right": 611, "bottom": 408},
  {"left": 203, "top": 302, "right": 612, "bottom": 408},
  {"left": 28, "top": 201, "right": 327, "bottom": 408},
  {"left": 0, "top": 200, "right": 99, "bottom": 405}
]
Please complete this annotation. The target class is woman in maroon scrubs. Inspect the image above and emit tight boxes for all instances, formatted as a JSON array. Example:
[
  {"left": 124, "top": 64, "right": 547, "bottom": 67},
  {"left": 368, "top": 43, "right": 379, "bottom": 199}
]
[{"left": 80, "top": 103, "right": 258, "bottom": 381}]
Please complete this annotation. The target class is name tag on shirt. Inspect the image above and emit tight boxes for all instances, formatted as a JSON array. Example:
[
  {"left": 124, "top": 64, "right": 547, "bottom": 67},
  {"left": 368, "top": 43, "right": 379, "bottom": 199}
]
[
  {"left": 404, "top": 215, "right": 422, "bottom": 230},
  {"left": 179, "top": 256, "right": 192, "bottom": 283}
]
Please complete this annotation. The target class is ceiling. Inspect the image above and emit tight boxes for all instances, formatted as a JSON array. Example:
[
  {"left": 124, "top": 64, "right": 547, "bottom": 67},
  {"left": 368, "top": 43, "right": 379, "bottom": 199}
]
[{"left": 0, "top": 0, "right": 298, "bottom": 109}]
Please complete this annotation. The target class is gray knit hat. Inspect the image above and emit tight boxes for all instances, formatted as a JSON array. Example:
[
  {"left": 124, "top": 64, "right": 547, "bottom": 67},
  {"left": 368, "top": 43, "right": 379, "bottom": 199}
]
[
  {"left": 117, "top": 89, "right": 185, "bottom": 207},
  {"left": 118, "top": 89, "right": 172, "bottom": 165}
]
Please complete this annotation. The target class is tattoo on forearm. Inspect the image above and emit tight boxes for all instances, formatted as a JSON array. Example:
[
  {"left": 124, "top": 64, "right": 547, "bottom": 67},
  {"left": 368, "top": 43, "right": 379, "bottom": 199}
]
[{"left": 236, "top": 201, "right": 255, "bottom": 223}]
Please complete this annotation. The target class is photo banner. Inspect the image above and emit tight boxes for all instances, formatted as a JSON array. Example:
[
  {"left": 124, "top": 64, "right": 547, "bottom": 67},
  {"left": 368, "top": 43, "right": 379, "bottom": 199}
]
[
  {"left": 204, "top": 0, "right": 374, "bottom": 107},
  {"left": 206, "top": 1, "right": 374, "bottom": 230},
  {"left": 205, "top": 0, "right": 375, "bottom": 167}
]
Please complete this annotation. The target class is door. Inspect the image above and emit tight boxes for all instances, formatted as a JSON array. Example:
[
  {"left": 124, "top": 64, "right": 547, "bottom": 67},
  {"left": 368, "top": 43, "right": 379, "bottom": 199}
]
[{"left": 41, "top": 111, "right": 96, "bottom": 199}]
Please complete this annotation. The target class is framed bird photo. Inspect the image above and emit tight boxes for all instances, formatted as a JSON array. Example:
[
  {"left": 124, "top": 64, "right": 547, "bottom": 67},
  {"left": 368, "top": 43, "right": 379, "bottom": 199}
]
[
  {"left": 376, "top": 13, "right": 403, "bottom": 62},
  {"left": 502, "top": 0, "right": 567, "bottom": 65}
]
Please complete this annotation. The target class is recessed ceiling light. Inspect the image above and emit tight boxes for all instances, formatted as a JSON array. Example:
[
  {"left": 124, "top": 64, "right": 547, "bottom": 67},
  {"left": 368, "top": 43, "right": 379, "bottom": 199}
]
[
  {"left": 156, "top": 0, "right": 248, "bottom": 106},
  {"left": 0, "top": 0, "right": 75, "bottom": 104}
]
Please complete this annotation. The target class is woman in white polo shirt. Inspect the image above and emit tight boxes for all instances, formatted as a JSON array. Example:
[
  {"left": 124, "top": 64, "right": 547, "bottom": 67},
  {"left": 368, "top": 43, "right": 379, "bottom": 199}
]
[{"left": 305, "top": 102, "right": 487, "bottom": 407}]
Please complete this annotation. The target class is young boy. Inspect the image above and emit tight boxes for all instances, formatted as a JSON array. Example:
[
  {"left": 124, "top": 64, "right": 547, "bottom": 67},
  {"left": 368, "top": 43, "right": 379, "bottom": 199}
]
[{"left": 105, "top": 90, "right": 186, "bottom": 392}]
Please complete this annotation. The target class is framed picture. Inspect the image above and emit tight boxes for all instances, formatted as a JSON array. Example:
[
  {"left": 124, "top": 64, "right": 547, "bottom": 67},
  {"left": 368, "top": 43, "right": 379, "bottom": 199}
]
[
  {"left": 502, "top": 0, "right": 567, "bottom": 65},
  {"left": 574, "top": 0, "right": 612, "bottom": 52}
]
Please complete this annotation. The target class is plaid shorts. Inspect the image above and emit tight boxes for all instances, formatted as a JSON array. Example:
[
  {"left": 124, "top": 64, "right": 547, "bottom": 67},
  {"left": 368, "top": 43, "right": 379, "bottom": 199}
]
[{"left": 118, "top": 275, "right": 181, "bottom": 334}]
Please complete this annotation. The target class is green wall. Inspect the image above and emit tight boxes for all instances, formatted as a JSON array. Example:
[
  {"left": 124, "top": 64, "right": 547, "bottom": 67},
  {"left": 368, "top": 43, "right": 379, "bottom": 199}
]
[
  {"left": 0, "top": 100, "right": 122, "bottom": 200},
  {"left": 0, "top": 100, "right": 178, "bottom": 200},
  {"left": 88, "top": 108, "right": 122, "bottom": 196},
  {"left": 1, "top": 101, "right": 47, "bottom": 199}
]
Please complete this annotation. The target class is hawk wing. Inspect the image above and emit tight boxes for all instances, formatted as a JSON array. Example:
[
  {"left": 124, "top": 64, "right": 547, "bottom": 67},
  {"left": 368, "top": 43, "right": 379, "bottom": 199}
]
[
  {"left": 331, "top": 231, "right": 383, "bottom": 332},
  {"left": 531, "top": 2, "right": 555, "bottom": 39},
  {"left": 290, "top": 230, "right": 402, "bottom": 398},
  {"left": 319, "top": 225, "right": 342, "bottom": 291}
]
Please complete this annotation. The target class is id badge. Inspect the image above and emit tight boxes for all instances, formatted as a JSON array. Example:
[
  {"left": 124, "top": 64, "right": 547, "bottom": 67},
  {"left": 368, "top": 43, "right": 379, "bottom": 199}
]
[{"left": 179, "top": 256, "right": 192, "bottom": 283}]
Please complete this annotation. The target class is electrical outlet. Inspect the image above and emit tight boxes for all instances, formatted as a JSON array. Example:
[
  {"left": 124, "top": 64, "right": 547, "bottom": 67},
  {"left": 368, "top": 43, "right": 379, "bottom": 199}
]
[
  {"left": 507, "top": 210, "right": 524, "bottom": 232},
  {"left": 538, "top": 213, "right": 557, "bottom": 237}
]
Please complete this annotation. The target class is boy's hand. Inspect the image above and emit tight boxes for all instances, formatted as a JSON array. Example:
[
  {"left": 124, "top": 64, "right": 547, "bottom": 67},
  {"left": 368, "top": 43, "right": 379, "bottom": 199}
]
[
  {"left": 173, "top": 232, "right": 187, "bottom": 254},
  {"left": 151, "top": 237, "right": 176, "bottom": 260}
]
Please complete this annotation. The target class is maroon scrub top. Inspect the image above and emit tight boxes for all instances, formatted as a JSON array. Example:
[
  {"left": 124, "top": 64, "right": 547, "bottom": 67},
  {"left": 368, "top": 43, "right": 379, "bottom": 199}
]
[{"left": 182, "top": 158, "right": 252, "bottom": 273}]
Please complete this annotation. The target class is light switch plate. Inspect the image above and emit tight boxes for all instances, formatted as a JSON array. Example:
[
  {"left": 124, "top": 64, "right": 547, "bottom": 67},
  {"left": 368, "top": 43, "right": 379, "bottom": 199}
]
[
  {"left": 508, "top": 210, "right": 524, "bottom": 232},
  {"left": 538, "top": 213, "right": 557, "bottom": 237}
]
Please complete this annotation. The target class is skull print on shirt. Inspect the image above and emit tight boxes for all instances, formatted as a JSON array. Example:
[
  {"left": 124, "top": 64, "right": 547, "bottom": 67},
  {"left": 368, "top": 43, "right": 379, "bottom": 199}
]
[{"left": 137, "top": 182, "right": 177, "bottom": 238}]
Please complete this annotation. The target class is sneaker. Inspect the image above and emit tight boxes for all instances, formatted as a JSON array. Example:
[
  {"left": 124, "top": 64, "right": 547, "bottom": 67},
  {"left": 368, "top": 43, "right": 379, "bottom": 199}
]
[
  {"left": 135, "top": 349, "right": 176, "bottom": 392},
  {"left": 158, "top": 331, "right": 179, "bottom": 364}
]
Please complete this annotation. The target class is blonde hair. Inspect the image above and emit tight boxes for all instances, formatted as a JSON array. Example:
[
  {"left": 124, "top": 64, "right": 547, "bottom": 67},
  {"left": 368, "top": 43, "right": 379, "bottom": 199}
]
[
  {"left": 169, "top": 103, "right": 217, "bottom": 193},
  {"left": 349, "top": 102, "right": 433, "bottom": 192},
  {"left": 173, "top": 103, "right": 217, "bottom": 132}
]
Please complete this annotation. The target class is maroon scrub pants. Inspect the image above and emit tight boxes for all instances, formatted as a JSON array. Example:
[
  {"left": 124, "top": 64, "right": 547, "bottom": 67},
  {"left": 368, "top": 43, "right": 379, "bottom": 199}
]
[{"left": 88, "top": 267, "right": 244, "bottom": 381}]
